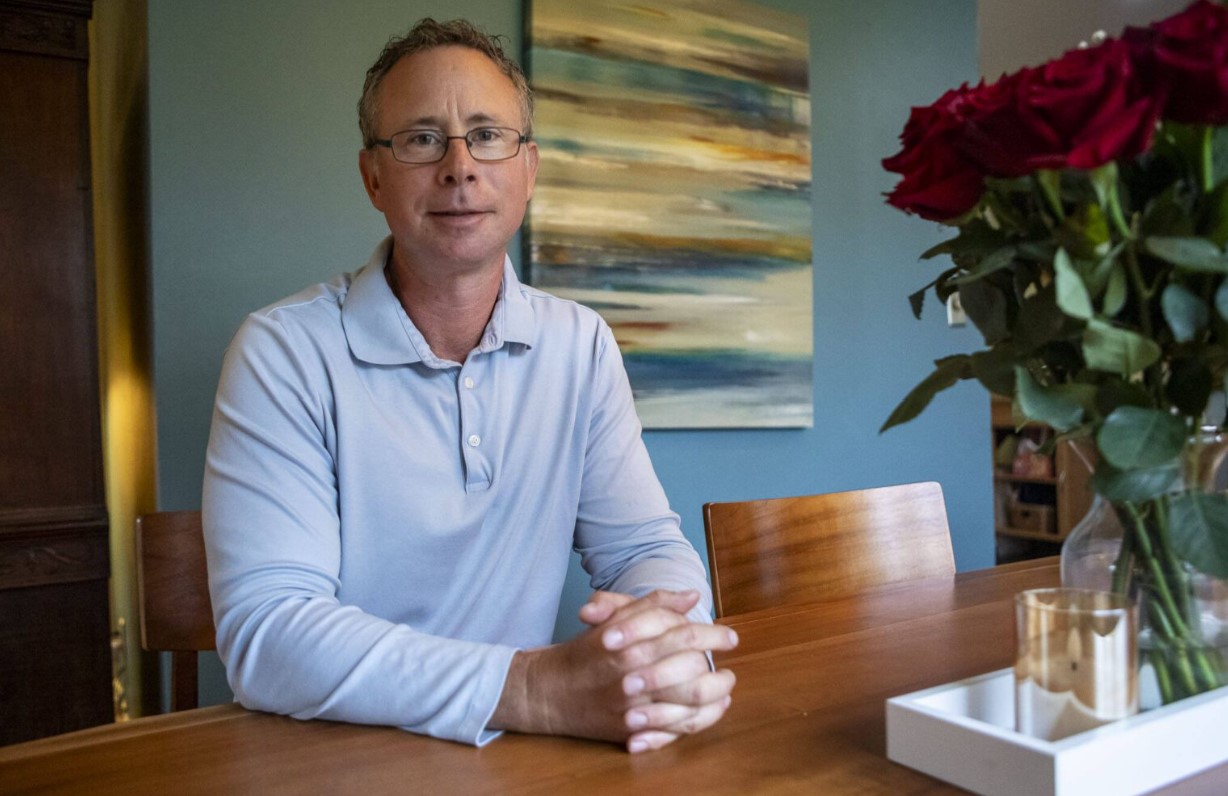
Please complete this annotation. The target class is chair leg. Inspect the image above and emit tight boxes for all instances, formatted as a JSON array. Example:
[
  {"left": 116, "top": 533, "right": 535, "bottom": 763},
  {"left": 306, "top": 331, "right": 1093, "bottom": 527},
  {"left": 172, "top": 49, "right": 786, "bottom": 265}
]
[{"left": 169, "top": 651, "right": 199, "bottom": 712}]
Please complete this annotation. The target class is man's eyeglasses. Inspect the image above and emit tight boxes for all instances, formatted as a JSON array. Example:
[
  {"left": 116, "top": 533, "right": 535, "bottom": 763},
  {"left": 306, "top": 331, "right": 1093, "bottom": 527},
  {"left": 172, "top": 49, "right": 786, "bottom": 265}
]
[{"left": 371, "top": 126, "right": 530, "bottom": 164}]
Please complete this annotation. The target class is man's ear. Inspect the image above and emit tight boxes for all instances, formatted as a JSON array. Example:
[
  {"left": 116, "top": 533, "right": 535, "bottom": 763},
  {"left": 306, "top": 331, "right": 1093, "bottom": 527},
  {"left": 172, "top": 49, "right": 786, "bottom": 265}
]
[{"left": 359, "top": 148, "right": 384, "bottom": 211}]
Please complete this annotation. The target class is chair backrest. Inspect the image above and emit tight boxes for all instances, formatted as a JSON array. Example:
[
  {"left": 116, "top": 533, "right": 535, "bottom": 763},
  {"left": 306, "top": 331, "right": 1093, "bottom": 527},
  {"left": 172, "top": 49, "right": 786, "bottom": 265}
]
[
  {"left": 135, "top": 510, "right": 215, "bottom": 711},
  {"left": 702, "top": 481, "right": 955, "bottom": 618}
]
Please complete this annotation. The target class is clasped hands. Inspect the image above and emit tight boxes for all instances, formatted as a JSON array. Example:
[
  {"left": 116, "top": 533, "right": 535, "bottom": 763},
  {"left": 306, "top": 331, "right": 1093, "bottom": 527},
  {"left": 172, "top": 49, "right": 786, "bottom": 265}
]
[{"left": 490, "top": 589, "right": 738, "bottom": 752}]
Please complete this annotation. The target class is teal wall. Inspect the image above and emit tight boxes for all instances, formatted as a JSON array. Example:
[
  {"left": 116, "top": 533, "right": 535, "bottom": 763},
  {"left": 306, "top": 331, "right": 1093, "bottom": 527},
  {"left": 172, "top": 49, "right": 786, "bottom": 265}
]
[{"left": 148, "top": 0, "right": 986, "bottom": 706}]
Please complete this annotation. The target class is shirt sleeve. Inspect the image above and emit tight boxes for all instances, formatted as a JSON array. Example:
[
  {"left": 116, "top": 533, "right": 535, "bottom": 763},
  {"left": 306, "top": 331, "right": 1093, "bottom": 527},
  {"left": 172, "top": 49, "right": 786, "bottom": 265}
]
[
  {"left": 202, "top": 312, "right": 513, "bottom": 745},
  {"left": 572, "top": 323, "right": 714, "bottom": 627}
]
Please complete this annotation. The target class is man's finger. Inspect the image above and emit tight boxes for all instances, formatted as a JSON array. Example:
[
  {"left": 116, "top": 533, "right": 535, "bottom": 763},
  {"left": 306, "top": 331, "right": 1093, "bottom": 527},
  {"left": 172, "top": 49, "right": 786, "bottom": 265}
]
[
  {"left": 624, "top": 694, "right": 732, "bottom": 751},
  {"left": 598, "top": 590, "right": 703, "bottom": 650},
  {"left": 658, "top": 694, "right": 732, "bottom": 735},
  {"left": 618, "top": 623, "right": 738, "bottom": 670},
  {"left": 625, "top": 701, "right": 702, "bottom": 732},
  {"left": 635, "top": 664, "right": 737, "bottom": 705},
  {"left": 581, "top": 588, "right": 698, "bottom": 630},
  {"left": 578, "top": 591, "right": 634, "bottom": 626},
  {"left": 607, "top": 589, "right": 701, "bottom": 625},
  {"left": 625, "top": 730, "right": 680, "bottom": 754}
]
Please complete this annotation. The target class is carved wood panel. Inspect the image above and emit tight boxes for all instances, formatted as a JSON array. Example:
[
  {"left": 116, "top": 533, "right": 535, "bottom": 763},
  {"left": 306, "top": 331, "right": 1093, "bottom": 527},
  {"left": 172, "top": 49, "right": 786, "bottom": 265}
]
[
  {"left": 0, "top": 7, "right": 87, "bottom": 59},
  {"left": 0, "top": 0, "right": 110, "bottom": 746}
]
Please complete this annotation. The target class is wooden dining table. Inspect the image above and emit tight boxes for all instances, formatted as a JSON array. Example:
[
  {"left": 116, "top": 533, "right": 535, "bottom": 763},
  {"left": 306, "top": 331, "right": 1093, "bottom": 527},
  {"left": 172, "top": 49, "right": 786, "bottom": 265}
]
[{"left": 2, "top": 557, "right": 1225, "bottom": 795}]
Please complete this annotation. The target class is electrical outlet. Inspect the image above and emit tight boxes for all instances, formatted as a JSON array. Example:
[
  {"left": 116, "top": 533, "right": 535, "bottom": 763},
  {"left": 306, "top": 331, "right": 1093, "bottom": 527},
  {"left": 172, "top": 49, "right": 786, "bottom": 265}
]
[{"left": 946, "top": 292, "right": 967, "bottom": 327}]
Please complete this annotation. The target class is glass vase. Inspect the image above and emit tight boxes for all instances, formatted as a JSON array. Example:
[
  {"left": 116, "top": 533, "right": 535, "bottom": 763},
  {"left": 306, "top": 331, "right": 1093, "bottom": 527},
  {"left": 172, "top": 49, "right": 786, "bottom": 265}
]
[
  {"left": 1059, "top": 494, "right": 1125, "bottom": 593},
  {"left": 1060, "top": 433, "right": 1228, "bottom": 708}
]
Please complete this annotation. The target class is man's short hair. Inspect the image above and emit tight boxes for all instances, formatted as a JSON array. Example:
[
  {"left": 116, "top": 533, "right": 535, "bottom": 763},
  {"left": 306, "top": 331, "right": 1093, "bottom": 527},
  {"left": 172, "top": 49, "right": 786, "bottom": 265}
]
[{"left": 358, "top": 18, "right": 534, "bottom": 148}]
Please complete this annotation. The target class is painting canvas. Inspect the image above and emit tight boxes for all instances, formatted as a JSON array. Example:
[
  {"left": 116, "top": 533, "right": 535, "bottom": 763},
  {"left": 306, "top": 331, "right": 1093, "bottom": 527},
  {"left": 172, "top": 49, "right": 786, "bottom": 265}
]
[{"left": 525, "top": 0, "right": 813, "bottom": 428}]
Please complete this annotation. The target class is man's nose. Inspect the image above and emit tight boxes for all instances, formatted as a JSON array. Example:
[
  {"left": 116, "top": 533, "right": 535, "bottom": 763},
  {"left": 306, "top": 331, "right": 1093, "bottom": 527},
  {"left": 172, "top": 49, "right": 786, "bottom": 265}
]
[{"left": 438, "top": 138, "right": 478, "bottom": 183}]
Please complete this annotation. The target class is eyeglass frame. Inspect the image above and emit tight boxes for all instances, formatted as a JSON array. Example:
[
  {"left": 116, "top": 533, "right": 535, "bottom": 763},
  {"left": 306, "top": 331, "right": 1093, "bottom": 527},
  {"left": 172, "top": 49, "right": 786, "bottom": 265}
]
[{"left": 370, "top": 126, "right": 532, "bottom": 164}]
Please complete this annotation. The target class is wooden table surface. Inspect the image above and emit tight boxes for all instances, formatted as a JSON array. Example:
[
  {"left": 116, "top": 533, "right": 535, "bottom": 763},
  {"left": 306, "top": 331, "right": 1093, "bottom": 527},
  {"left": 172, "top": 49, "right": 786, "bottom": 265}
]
[{"left": 2, "top": 557, "right": 1224, "bottom": 795}]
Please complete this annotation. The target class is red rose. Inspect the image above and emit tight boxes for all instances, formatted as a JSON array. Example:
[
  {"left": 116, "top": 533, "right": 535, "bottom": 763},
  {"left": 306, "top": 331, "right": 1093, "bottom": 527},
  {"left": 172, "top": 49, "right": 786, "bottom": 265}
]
[
  {"left": 959, "top": 39, "right": 1162, "bottom": 175},
  {"left": 883, "top": 86, "right": 987, "bottom": 221},
  {"left": 1127, "top": 0, "right": 1228, "bottom": 125}
]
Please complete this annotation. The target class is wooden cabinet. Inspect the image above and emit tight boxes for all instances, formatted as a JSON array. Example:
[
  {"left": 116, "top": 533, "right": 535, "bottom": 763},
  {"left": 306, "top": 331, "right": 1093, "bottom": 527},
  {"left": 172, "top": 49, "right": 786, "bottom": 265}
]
[
  {"left": 0, "top": 0, "right": 112, "bottom": 745},
  {"left": 991, "top": 396, "right": 1095, "bottom": 561}
]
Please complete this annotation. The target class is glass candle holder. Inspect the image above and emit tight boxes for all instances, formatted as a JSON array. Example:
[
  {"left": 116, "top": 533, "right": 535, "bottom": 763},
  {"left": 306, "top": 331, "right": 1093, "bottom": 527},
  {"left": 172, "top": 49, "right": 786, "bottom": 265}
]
[{"left": 1015, "top": 588, "right": 1138, "bottom": 741}]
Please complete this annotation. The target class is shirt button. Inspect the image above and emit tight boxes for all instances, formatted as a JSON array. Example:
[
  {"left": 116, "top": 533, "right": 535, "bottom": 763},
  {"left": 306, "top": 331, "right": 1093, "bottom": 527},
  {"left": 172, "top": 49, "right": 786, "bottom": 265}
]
[
  {"left": 468, "top": 434, "right": 481, "bottom": 447},
  {"left": 463, "top": 377, "right": 475, "bottom": 389}
]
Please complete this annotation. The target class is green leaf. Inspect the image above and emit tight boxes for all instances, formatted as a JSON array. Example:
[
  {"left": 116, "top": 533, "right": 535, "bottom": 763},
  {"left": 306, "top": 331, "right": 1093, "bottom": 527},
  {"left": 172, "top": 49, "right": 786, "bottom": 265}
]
[
  {"left": 933, "top": 265, "right": 964, "bottom": 303},
  {"left": 1215, "top": 280, "right": 1228, "bottom": 322},
  {"left": 880, "top": 356, "right": 971, "bottom": 433},
  {"left": 982, "top": 190, "right": 1029, "bottom": 233},
  {"left": 1057, "top": 203, "right": 1111, "bottom": 261},
  {"left": 1214, "top": 126, "right": 1228, "bottom": 185},
  {"left": 1161, "top": 282, "right": 1209, "bottom": 343},
  {"left": 1145, "top": 236, "right": 1228, "bottom": 273},
  {"left": 1097, "top": 406, "right": 1186, "bottom": 469},
  {"left": 1088, "top": 162, "right": 1118, "bottom": 208},
  {"left": 907, "top": 269, "right": 963, "bottom": 320},
  {"left": 1166, "top": 358, "right": 1214, "bottom": 417},
  {"left": 1054, "top": 248, "right": 1093, "bottom": 320},
  {"left": 1082, "top": 318, "right": 1162, "bottom": 376},
  {"left": 1086, "top": 240, "right": 1126, "bottom": 297},
  {"left": 921, "top": 219, "right": 1006, "bottom": 260},
  {"left": 1167, "top": 492, "right": 1228, "bottom": 579},
  {"left": 959, "top": 280, "right": 1009, "bottom": 346},
  {"left": 1094, "top": 380, "right": 1152, "bottom": 417},
  {"left": 1036, "top": 169, "right": 1064, "bottom": 220},
  {"left": 970, "top": 344, "right": 1016, "bottom": 396},
  {"left": 921, "top": 237, "right": 959, "bottom": 261},
  {"left": 1200, "top": 178, "right": 1228, "bottom": 248},
  {"left": 1090, "top": 461, "right": 1180, "bottom": 502},
  {"left": 985, "top": 175, "right": 1036, "bottom": 196},
  {"left": 1037, "top": 340, "right": 1085, "bottom": 375},
  {"left": 1139, "top": 184, "right": 1196, "bottom": 238},
  {"left": 1014, "top": 365, "right": 1086, "bottom": 431},
  {"left": 1103, "top": 266, "right": 1128, "bottom": 316},
  {"left": 1017, "top": 241, "right": 1058, "bottom": 263},
  {"left": 908, "top": 286, "right": 927, "bottom": 320},
  {"left": 1014, "top": 285, "right": 1069, "bottom": 353},
  {"left": 950, "top": 245, "right": 1017, "bottom": 285}
]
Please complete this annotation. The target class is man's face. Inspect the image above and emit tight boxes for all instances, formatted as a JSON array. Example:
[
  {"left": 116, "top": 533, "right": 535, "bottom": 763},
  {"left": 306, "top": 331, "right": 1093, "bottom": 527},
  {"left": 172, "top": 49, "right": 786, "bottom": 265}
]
[{"left": 359, "top": 46, "right": 539, "bottom": 276}]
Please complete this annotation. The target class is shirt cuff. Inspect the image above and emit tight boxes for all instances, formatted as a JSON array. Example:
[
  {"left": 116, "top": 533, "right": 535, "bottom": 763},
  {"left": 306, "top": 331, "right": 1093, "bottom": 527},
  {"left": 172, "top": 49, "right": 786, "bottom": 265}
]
[{"left": 469, "top": 644, "right": 520, "bottom": 746}]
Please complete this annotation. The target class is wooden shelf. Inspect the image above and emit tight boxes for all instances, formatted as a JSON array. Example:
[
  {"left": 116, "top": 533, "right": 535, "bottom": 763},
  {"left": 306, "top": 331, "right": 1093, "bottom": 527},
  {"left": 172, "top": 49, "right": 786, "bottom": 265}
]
[
  {"left": 995, "top": 525, "right": 1068, "bottom": 543},
  {"left": 991, "top": 395, "right": 1095, "bottom": 563},
  {"left": 993, "top": 472, "right": 1057, "bottom": 486}
]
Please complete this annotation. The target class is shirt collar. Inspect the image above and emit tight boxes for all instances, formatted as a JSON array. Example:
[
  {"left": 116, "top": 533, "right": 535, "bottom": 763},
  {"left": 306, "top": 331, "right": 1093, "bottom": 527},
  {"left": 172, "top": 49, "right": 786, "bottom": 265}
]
[{"left": 342, "top": 237, "right": 536, "bottom": 366}]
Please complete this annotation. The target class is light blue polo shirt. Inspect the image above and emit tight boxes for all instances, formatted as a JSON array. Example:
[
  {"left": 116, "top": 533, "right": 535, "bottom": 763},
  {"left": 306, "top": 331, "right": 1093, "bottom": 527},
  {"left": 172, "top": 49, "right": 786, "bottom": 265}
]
[{"left": 202, "top": 238, "right": 711, "bottom": 745}]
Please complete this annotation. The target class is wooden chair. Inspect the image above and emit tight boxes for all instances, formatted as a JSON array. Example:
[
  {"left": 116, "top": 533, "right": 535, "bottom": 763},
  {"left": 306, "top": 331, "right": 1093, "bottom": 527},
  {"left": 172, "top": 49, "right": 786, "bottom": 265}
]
[
  {"left": 135, "top": 510, "right": 216, "bottom": 711},
  {"left": 702, "top": 481, "right": 955, "bottom": 618}
]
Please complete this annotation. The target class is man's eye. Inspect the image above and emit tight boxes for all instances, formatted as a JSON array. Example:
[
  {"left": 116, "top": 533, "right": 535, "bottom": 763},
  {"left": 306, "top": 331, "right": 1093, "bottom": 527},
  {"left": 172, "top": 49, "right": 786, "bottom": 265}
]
[
  {"left": 405, "top": 132, "right": 441, "bottom": 147},
  {"left": 471, "top": 128, "right": 502, "bottom": 143}
]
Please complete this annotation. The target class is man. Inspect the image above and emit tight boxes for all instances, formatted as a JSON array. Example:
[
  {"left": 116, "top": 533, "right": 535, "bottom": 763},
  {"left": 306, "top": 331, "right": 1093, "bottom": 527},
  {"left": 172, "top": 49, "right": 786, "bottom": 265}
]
[{"left": 202, "top": 18, "right": 736, "bottom": 753}]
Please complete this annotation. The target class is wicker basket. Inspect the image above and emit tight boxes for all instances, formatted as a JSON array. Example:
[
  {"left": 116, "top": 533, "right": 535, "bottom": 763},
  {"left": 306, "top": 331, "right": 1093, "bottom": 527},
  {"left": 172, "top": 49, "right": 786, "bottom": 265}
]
[{"left": 1007, "top": 499, "right": 1056, "bottom": 534}]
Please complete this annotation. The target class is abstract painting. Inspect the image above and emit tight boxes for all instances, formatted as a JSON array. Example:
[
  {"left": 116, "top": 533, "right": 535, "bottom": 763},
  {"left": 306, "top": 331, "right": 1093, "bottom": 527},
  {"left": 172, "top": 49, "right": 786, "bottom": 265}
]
[{"left": 525, "top": 0, "right": 813, "bottom": 428}]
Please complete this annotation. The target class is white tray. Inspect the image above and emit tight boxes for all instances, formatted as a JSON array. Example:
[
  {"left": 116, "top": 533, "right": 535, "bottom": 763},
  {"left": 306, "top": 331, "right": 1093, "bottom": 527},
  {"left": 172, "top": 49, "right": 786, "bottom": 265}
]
[{"left": 886, "top": 669, "right": 1228, "bottom": 796}]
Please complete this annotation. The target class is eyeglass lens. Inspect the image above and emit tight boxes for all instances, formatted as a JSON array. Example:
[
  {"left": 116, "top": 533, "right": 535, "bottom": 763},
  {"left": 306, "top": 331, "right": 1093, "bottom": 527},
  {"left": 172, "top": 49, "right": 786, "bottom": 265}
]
[{"left": 390, "top": 127, "right": 523, "bottom": 163}]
